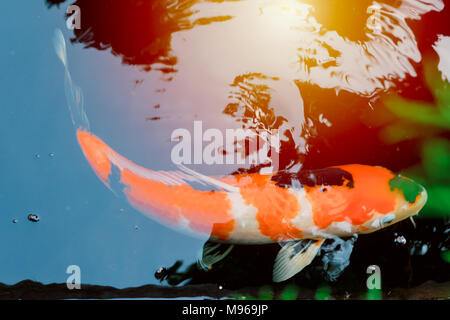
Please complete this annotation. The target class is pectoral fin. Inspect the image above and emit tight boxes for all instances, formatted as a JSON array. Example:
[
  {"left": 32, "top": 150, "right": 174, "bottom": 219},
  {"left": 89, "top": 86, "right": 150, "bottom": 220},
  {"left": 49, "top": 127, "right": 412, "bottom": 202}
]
[
  {"left": 273, "top": 239, "right": 324, "bottom": 282},
  {"left": 198, "top": 241, "right": 234, "bottom": 270}
]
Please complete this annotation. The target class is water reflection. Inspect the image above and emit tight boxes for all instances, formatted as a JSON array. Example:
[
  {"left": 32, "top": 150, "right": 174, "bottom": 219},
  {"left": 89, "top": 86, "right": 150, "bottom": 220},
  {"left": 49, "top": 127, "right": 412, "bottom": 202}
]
[
  {"left": 44, "top": 0, "right": 450, "bottom": 290},
  {"left": 46, "top": 0, "right": 448, "bottom": 173},
  {"left": 51, "top": 0, "right": 445, "bottom": 94}
]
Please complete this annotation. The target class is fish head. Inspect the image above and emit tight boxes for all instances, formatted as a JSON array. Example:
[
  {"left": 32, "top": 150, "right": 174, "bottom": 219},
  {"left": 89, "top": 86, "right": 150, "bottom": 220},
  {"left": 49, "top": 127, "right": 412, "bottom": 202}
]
[
  {"left": 302, "top": 165, "right": 427, "bottom": 236},
  {"left": 360, "top": 173, "right": 427, "bottom": 233},
  {"left": 336, "top": 165, "right": 428, "bottom": 234}
]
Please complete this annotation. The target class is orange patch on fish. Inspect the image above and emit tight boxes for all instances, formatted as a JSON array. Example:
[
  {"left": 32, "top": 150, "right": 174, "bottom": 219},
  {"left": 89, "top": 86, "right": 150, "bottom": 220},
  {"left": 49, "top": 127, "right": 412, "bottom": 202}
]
[
  {"left": 408, "top": 193, "right": 423, "bottom": 207},
  {"left": 211, "top": 220, "right": 236, "bottom": 241},
  {"left": 77, "top": 129, "right": 112, "bottom": 184},
  {"left": 120, "top": 168, "right": 235, "bottom": 238},
  {"left": 231, "top": 174, "right": 302, "bottom": 242},
  {"left": 305, "top": 164, "right": 397, "bottom": 229}
]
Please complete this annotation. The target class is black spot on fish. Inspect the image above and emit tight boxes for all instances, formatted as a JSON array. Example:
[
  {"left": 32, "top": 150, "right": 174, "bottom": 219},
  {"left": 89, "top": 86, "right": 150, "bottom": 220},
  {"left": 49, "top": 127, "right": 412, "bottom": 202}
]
[{"left": 272, "top": 167, "right": 354, "bottom": 189}]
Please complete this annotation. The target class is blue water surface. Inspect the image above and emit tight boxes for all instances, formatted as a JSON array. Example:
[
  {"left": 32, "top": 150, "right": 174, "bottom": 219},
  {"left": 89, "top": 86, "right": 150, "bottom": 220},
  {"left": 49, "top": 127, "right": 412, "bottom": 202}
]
[{"left": 0, "top": 1, "right": 203, "bottom": 288}]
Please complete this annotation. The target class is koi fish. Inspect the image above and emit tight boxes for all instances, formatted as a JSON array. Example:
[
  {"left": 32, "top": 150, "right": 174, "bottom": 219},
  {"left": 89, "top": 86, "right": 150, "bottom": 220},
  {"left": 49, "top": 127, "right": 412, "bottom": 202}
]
[{"left": 76, "top": 128, "right": 427, "bottom": 282}]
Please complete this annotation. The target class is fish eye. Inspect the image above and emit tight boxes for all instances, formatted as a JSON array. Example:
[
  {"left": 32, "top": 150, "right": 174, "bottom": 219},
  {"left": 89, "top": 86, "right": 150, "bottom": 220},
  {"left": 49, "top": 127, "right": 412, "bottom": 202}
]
[{"left": 381, "top": 214, "right": 395, "bottom": 225}]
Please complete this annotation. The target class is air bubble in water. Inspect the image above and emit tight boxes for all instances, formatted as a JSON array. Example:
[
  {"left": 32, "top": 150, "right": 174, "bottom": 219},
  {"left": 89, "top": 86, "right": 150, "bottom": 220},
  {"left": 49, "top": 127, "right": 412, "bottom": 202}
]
[
  {"left": 49, "top": 152, "right": 55, "bottom": 158},
  {"left": 420, "top": 244, "right": 429, "bottom": 255},
  {"left": 35, "top": 154, "right": 41, "bottom": 159},
  {"left": 12, "top": 219, "right": 18, "bottom": 224},
  {"left": 28, "top": 214, "right": 40, "bottom": 222},
  {"left": 395, "top": 235, "right": 407, "bottom": 245}
]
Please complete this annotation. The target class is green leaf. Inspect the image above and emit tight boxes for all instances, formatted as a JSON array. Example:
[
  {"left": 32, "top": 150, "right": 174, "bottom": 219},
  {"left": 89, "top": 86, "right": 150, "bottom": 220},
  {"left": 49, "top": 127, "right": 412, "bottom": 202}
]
[
  {"left": 420, "top": 184, "right": 450, "bottom": 218},
  {"left": 258, "top": 286, "right": 274, "bottom": 300},
  {"left": 422, "top": 139, "right": 450, "bottom": 183},
  {"left": 385, "top": 97, "right": 450, "bottom": 129},
  {"left": 442, "top": 251, "right": 450, "bottom": 264}
]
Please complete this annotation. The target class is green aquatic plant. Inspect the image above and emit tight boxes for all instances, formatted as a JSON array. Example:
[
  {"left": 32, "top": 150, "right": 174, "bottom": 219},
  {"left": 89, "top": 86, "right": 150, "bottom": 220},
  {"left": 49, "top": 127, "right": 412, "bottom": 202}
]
[
  {"left": 365, "top": 288, "right": 382, "bottom": 300},
  {"left": 279, "top": 284, "right": 300, "bottom": 300},
  {"left": 229, "top": 285, "right": 274, "bottom": 300},
  {"left": 314, "top": 285, "right": 331, "bottom": 300},
  {"left": 384, "top": 58, "right": 450, "bottom": 130},
  {"left": 231, "top": 284, "right": 333, "bottom": 300},
  {"left": 381, "top": 58, "right": 450, "bottom": 218},
  {"left": 230, "top": 284, "right": 300, "bottom": 300},
  {"left": 442, "top": 250, "right": 450, "bottom": 264}
]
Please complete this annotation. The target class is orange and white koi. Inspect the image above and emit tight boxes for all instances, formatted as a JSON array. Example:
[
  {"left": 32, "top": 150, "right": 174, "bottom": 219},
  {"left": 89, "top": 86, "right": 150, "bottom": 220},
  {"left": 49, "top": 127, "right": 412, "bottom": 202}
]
[
  {"left": 76, "top": 128, "right": 427, "bottom": 282},
  {"left": 54, "top": 29, "right": 427, "bottom": 282}
]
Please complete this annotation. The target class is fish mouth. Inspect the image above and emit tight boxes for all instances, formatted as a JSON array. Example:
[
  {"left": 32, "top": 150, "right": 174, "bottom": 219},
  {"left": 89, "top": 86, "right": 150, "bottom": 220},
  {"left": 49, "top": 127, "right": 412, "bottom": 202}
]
[
  {"left": 388, "top": 175, "right": 427, "bottom": 218},
  {"left": 357, "top": 182, "right": 427, "bottom": 234},
  {"left": 412, "top": 187, "right": 428, "bottom": 215}
]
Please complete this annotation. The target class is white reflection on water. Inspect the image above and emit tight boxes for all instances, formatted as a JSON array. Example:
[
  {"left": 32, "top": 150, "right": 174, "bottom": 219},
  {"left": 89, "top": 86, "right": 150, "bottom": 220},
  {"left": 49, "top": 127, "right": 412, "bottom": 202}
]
[
  {"left": 434, "top": 34, "right": 450, "bottom": 81},
  {"left": 167, "top": 0, "right": 444, "bottom": 100}
]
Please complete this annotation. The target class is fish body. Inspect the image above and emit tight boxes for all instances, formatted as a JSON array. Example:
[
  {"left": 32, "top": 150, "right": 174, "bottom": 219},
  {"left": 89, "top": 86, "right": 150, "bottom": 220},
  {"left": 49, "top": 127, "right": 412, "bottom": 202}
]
[
  {"left": 77, "top": 129, "right": 427, "bottom": 245},
  {"left": 77, "top": 128, "right": 427, "bottom": 281}
]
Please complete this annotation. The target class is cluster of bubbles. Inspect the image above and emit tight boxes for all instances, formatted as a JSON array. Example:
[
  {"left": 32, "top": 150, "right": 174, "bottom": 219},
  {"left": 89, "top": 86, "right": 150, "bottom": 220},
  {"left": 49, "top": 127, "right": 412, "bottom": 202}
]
[
  {"left": 12, "top": 214, "right": 40, "bottom": 224},
  {"left": 394, "top": 234, "right": 407, "bottom": 245},
  {"left": 27, "top": 214, "right": 40, "bottom": 222},
  {"left": 34, "top": 153, "right": 55, "bottom": 159}
]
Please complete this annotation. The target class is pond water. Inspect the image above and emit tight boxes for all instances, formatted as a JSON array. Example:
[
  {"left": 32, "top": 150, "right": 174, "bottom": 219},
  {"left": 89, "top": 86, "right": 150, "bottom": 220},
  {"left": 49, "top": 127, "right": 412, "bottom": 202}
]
[{"left": 0, "top": 0, "right": 449, "bottom": 298}]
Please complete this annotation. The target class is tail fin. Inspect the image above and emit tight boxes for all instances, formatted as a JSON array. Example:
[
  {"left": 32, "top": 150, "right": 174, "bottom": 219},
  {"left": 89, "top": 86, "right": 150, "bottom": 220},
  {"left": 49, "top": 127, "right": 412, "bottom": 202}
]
[
  {"left": 76, "top": 129, "right": 236, "bottom": 241},
  {"left": 54, "top": 29, "right": 90, "bottom": 130}
]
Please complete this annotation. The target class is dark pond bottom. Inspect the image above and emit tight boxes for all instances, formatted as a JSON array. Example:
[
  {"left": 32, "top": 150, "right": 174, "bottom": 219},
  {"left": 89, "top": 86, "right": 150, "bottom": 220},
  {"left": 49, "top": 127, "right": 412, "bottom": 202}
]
[{"left": 2, "top": 218, "right": 448, "bottom": 300}]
